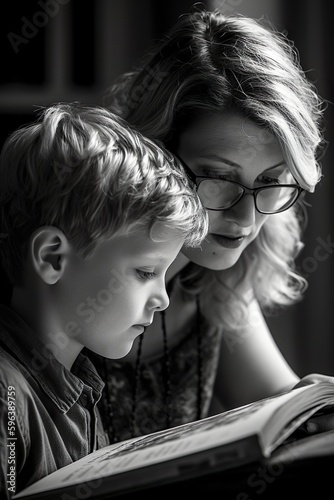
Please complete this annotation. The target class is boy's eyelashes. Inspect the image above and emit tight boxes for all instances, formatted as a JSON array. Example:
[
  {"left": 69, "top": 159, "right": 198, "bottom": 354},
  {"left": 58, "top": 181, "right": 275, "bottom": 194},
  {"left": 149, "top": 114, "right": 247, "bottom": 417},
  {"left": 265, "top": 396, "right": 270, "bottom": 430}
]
[{"left": 136, "top": 269, "right": 157, "bottom": 280}]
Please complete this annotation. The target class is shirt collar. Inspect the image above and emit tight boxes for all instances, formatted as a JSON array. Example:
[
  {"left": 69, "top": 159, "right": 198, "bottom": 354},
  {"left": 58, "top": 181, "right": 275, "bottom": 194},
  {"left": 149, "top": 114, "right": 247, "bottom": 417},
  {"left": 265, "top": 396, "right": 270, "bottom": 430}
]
[{"left": 0, "top": 305, "right": 105, "bottom": 413}]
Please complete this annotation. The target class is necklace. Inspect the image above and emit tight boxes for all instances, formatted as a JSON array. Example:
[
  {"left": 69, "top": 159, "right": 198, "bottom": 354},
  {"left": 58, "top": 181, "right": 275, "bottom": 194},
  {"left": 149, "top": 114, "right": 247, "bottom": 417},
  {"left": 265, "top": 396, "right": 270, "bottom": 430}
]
[{"left": 103, "top": 295, "right": 203, "bottom": 443}]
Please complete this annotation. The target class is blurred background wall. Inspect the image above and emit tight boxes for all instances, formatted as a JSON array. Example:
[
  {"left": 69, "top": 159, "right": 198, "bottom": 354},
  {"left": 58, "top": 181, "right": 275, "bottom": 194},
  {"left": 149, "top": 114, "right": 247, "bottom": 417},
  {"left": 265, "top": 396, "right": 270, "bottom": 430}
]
[{"left": 0, "top": 0, "right": 333, "bottom": 376}]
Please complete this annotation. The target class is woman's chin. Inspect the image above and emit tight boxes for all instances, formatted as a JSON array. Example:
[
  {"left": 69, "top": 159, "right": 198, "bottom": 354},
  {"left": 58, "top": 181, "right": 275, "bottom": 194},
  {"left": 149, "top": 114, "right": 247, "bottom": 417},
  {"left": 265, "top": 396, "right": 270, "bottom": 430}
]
[{"left": 182, "top": 245, "right": 242, "bottom": 271}]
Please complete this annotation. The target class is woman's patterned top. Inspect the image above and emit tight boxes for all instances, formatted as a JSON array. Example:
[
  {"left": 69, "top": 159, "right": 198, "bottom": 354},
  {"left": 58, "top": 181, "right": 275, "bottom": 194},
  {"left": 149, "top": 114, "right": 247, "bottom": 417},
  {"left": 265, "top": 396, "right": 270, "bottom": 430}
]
[{"left": 93, "top": 316, "right": 223, "bottom": 444}]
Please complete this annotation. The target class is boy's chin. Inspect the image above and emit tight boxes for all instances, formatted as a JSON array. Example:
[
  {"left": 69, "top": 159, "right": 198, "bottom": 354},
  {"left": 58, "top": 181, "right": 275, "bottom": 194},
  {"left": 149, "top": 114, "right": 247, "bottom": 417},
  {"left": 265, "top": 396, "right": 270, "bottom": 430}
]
[{"left": 96, "top": 343, "right": 135, "bottom": 360}]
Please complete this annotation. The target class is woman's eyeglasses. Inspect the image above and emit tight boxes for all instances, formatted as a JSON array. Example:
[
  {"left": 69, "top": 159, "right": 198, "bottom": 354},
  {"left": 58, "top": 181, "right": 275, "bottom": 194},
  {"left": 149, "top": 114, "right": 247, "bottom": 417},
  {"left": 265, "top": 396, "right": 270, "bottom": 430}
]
[{"left": 175, "top": 154, "right": 304, "bottom": 215}]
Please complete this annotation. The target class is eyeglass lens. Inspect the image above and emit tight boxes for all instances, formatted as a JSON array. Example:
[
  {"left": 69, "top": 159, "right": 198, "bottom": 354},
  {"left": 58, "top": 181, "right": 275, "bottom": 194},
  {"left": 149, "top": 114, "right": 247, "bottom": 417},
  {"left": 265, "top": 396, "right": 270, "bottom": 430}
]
[{"left": 198, "top": 180, "right": 299, "bottom": 213}]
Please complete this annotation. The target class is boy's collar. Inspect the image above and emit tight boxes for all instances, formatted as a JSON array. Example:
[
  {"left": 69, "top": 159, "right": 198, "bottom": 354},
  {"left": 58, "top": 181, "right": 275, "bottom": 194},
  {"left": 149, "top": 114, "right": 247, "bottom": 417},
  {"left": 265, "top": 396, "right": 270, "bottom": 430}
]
[{"left": 0, "top": 305, "right": 104, "bottom": 413}]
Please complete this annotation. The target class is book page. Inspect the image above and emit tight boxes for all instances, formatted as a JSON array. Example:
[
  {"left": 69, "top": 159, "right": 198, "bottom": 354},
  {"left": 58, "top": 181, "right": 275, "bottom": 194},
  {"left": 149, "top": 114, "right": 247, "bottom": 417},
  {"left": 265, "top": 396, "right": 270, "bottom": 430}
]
[{"left": 14, "top": 383, "right": 334, "bottom": 498}]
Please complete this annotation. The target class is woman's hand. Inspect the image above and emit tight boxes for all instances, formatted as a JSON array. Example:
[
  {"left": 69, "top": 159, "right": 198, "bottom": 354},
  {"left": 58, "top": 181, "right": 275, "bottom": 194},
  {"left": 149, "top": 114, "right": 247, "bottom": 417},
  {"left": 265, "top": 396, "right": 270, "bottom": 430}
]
[
  {"left": 294, "top": 373, "right": 334, "bottom": 433},
  {"left": 294, "top": 372, "right": 334, "bottom": 388}
]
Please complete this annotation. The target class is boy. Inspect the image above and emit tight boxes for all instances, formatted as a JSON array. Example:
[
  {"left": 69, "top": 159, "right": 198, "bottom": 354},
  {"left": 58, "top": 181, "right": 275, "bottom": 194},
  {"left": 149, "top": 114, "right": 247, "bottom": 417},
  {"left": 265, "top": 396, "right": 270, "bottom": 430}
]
[{"left": 0, "top": 102, "right": 208, "bottom": 498}]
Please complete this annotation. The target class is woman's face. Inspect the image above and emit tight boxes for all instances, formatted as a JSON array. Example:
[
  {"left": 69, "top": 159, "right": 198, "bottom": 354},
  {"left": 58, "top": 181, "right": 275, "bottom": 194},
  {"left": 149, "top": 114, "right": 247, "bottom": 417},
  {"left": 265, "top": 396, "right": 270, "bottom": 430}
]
[{"left": 177, "top": 111, "right": 289, "bottom": 270}]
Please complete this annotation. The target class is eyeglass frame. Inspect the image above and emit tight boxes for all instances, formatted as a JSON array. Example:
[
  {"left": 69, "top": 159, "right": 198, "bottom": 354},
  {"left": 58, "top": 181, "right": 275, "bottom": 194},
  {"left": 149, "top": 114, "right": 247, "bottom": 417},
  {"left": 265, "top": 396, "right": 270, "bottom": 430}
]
[{"left": 174, "top": 153, "right": 305, "bottom": 215}]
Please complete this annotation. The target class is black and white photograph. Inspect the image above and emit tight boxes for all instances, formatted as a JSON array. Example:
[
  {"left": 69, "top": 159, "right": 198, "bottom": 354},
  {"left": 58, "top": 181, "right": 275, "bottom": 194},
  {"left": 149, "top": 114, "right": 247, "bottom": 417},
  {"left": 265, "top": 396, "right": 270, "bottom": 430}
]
[{"left": 1, "top": 1, "right": 334, "bottom": 499}]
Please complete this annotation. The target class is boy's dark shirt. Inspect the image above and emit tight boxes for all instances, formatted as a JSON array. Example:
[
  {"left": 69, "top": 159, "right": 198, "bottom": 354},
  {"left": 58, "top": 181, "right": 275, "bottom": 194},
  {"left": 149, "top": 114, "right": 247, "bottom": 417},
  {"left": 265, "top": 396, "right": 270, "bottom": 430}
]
[{"left": 0, "top": 305, "right": 109, "bottom": 498}]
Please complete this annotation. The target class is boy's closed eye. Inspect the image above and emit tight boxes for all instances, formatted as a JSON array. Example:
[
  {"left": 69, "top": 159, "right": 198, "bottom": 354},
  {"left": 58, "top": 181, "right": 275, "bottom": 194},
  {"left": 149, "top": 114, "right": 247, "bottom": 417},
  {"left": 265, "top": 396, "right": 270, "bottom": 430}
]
[{"left": 136, "top": 269, "right": 157, "bottom": 280}]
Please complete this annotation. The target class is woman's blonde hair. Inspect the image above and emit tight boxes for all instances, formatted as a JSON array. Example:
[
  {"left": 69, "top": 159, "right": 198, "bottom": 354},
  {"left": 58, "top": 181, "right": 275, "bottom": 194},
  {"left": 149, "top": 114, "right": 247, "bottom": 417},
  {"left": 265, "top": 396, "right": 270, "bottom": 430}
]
[
  {"left": 105, "top": 8, "right": 325, "bottom": 327},
  {"left": 0, "top": 102, "right": 208, "bottom": 286}
]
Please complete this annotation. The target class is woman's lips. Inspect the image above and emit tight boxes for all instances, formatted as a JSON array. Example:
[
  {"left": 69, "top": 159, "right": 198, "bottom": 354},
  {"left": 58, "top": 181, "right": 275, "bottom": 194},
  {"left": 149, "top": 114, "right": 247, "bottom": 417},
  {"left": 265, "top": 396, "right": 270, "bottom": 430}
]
[{"left": 210, "top": 233, "right": 245, "bottom": 249}]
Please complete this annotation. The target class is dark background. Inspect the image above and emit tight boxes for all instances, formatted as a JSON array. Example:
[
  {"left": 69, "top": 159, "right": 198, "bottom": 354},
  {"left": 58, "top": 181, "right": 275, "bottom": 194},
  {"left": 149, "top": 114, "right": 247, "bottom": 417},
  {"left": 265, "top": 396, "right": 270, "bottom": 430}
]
[{"left": 0, "top": 0, "right": 333, "bottom": 377}]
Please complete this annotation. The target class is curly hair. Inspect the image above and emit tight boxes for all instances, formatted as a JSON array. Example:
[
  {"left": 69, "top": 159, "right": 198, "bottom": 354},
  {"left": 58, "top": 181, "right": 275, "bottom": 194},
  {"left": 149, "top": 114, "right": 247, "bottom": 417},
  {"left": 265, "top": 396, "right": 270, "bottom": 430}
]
[
  {"left": 0, "top": 102, "right": 208, "bottom": 286},
  {"left": 104, "top": 7, "right": 325, "bottom": 327}
]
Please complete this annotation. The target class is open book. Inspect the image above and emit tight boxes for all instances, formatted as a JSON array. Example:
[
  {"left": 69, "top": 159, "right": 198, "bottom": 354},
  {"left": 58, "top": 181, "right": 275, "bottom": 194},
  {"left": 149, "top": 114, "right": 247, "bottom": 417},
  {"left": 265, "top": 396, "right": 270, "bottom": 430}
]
[{"left": 14, "top": 381, "right": 334, "bottom": 499}]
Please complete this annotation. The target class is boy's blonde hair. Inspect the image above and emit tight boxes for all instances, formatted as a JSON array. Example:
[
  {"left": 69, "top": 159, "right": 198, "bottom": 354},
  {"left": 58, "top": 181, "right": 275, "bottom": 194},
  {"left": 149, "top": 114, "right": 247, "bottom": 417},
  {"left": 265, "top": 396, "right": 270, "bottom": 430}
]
[{"left": 0, "top": 102, "right": 208, "bottom": 286}]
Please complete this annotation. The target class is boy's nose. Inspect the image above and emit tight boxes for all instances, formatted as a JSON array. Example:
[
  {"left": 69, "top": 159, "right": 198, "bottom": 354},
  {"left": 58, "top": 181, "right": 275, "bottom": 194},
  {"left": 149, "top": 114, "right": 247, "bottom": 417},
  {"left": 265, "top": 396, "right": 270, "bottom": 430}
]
[{"left": 147, "top": 286, "right": 170, "bottom": 312}]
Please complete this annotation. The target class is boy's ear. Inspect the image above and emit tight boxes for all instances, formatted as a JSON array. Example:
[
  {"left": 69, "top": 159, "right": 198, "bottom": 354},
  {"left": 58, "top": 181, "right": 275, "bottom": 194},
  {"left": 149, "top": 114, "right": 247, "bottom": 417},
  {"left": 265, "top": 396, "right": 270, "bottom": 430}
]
[{"left": 29, "top": 226, "right": 71, "bottom": 285}]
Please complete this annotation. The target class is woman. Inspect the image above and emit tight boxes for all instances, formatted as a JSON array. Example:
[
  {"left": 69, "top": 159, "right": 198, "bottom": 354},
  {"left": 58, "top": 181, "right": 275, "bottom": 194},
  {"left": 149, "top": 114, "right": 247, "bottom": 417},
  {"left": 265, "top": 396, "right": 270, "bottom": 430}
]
[{"left": 95, "top": 7, "right": 332, "bottom": 443}]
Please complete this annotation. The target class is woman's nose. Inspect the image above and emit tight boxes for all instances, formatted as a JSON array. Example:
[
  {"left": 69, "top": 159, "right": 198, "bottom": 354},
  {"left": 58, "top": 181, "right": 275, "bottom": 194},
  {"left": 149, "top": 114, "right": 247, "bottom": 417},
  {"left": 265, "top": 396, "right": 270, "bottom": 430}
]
[{"left": 223, "top": 194, "right": 256, "bottom": 227}]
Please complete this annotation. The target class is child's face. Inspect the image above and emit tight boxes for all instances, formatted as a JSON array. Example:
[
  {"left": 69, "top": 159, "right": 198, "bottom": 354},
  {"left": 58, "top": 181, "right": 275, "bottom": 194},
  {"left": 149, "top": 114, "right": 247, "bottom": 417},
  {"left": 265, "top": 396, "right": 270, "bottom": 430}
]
[{"left": 55, "top": 229, "right": 184, "bottom": 360}]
